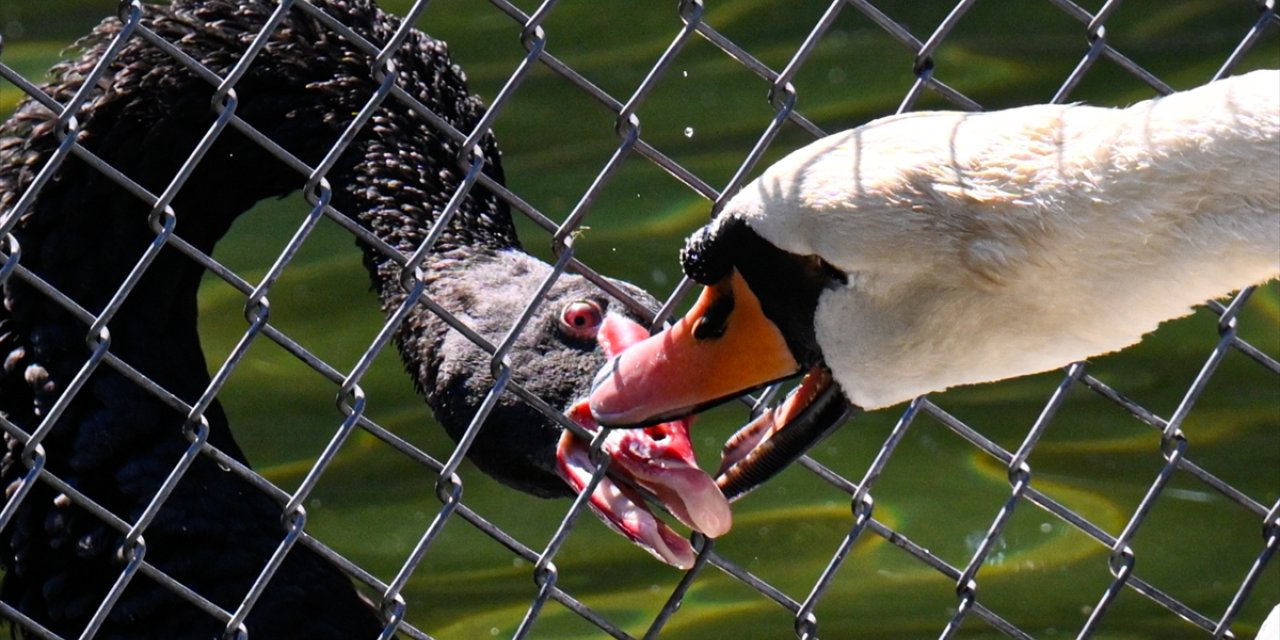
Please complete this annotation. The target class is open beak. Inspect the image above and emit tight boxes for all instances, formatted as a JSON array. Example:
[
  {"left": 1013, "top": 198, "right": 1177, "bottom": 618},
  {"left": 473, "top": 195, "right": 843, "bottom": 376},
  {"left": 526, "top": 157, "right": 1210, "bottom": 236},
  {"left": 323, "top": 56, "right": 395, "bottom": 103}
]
[
  {"left": 556, "top": 314, "right": 731, "bottom": 569},
  {"left": 588, "top": 271, "right": 800, "bottom": 426},
  {"left": 715, "top": 366, "right": 857, "bottom": 501},
  {"left": 587, "top": 270, "right": 858, "bottom": 501}
]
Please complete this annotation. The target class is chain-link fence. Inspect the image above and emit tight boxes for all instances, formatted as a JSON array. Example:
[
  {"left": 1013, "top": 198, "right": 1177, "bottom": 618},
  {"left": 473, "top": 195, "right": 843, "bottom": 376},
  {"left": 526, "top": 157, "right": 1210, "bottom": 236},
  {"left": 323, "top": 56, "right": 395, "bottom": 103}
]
[{"left": 1, "top": 0, "right": 1277, "bottom": 638}]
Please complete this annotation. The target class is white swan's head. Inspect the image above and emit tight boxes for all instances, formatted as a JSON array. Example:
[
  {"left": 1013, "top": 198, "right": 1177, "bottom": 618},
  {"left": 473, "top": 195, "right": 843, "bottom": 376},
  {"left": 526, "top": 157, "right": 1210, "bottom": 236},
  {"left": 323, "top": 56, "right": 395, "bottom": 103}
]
[
  {"left": 588, "top": 69, "right": 1280, "bottom": 500},
  {"left": 588, "top": 214, "right": 852, "bottom": 498}
]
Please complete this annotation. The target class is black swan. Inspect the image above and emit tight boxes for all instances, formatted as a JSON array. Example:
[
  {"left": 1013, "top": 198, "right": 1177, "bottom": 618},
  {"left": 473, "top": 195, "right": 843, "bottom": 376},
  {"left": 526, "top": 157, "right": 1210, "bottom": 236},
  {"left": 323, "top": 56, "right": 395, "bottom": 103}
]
[{"left": 0, "top": 0, "right": 725, "bottom": 636}]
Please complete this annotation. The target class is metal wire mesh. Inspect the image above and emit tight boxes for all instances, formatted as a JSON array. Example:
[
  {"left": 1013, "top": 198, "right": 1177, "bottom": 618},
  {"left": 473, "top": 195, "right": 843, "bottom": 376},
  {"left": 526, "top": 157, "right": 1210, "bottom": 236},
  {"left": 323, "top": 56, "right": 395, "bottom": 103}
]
[{"left": 0, "top": 0, "right": 1277, "bottom": 638}]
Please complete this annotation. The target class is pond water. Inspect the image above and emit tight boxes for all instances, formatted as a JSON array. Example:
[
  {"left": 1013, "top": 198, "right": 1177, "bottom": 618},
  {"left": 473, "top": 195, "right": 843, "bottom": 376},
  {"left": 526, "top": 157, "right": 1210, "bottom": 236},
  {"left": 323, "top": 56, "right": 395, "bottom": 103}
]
[{"left": 3, "top": 1, "right": 1278, "bottom": 638}]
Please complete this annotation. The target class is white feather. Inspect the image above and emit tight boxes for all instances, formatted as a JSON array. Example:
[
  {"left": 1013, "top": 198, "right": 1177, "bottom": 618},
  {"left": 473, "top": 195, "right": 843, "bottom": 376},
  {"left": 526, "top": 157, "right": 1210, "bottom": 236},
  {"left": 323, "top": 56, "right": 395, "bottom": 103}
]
[
  {"left": 1259, "top": 605, "right": 1279, "bottom": 640},
  {"left": 725, "top": 70, "right": 1280, "bottom": 409}
]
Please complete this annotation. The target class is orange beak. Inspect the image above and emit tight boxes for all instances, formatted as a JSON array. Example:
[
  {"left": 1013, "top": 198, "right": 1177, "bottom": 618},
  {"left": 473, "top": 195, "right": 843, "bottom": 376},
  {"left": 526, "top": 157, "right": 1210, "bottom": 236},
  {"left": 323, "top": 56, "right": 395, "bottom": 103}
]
[{"left": 588, "top": 270, "right": 801, "bottom": 427}]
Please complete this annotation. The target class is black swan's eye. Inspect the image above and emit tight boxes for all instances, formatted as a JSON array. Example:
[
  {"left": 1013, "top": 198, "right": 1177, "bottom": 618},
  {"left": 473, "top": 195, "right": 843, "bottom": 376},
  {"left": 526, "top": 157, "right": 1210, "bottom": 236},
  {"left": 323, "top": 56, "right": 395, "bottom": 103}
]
[{"left": 560, "top": 300, "right": 604, "bottom": 341}]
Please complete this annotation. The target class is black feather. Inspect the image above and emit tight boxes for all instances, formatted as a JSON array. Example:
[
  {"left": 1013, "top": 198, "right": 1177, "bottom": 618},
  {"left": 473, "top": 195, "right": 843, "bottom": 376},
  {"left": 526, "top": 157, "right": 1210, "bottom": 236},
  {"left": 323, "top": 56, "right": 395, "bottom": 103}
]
[{"left": 0, "top": 0, "right": 656, "bottom": 636}]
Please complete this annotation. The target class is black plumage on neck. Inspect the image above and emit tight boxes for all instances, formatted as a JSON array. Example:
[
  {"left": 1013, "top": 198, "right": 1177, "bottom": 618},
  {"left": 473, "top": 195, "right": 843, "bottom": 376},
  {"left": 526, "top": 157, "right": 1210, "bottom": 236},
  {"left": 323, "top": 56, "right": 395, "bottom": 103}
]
[{"left": 0, "top": 0, "right": 628, "bottom": 636}]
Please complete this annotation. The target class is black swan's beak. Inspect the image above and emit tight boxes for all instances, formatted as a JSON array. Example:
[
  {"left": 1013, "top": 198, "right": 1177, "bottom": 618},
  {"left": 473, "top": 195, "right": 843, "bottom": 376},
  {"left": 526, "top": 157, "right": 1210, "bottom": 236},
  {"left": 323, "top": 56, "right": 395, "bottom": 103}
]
[
  {"left": 556, "top": 315, "right": 731, "bottom": 569},
  {"left": 588, "top": 271, "right": 799, "bottom": 426}
]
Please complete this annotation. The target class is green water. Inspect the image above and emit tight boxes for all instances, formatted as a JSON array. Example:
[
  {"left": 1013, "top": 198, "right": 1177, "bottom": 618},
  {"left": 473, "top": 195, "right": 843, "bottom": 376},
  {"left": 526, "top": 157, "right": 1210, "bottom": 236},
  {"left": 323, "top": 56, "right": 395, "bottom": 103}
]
[{"left": 2, "top": 1, "right": 1278, "bottom": 638}]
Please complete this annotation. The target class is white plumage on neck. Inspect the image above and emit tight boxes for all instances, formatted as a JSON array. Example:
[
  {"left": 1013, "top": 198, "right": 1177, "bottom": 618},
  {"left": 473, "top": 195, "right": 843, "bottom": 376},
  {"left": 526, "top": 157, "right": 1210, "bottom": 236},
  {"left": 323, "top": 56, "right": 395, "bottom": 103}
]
[{"left": 727, "top": 70, "right": 1280, "bottom": 410}]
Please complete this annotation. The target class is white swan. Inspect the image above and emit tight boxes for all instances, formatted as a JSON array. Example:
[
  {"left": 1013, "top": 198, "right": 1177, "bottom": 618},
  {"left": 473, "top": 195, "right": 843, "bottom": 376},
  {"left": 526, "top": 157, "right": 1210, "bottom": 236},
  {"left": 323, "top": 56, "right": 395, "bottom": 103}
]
[{"left": 589, "top": 69, "right": 1280, "bottom": 498}]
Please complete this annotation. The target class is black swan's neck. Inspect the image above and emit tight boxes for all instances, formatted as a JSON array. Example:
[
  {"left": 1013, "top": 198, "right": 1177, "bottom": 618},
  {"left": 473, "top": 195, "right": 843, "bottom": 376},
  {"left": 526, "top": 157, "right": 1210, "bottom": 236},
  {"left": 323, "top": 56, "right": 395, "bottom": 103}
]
[
  {"left": 1, "top": 0, "right": 511, "bottom": 420},
  {"left": 0, "top": 0, "right": 510, "bottom": 635}
]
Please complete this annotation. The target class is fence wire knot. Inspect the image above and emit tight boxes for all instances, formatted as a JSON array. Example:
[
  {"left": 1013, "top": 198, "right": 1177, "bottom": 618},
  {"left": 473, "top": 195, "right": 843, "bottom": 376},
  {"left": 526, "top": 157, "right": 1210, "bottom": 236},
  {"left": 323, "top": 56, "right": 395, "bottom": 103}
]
[
  {"left": 1107, "top": 544, "right": 1136, "bottom": 579},
  {"left": 435, "top": 471, "right": 464, "bottom": 505},
  {"left": 794, "top": 610, "right": 819, "bottom": 640},
  {"left": 0, "top": 233, "right": 20, "bottom": 284}
]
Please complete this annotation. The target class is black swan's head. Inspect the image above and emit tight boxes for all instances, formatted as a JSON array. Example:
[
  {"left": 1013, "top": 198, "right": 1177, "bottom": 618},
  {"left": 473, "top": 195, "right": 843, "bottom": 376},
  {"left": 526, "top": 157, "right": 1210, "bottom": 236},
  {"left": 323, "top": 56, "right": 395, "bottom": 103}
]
[
  {"left": 0, "top": 9, "right": 727, "bottom": 638},
  {"left": 412, "top": 251, "right": 730, "bottom": 568},
  {"left": 419, "top": 253, "right": 643, "bottom": 491}
]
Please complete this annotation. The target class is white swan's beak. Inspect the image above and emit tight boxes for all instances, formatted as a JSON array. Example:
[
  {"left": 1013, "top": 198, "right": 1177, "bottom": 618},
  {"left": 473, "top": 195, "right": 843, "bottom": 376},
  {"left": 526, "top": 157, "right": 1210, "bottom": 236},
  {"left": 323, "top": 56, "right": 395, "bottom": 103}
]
[
  {"left": 588, "top": 271, "right": 800, "bottom": 426},
  {"left": 587, "top": 271, "right": 856, "bottom": 501},
  {"left": 715, "top": 366, "right": 855, "bottom": 501},
  {"left": 555, "top": 314, "right": 731, "bottom": 569}
]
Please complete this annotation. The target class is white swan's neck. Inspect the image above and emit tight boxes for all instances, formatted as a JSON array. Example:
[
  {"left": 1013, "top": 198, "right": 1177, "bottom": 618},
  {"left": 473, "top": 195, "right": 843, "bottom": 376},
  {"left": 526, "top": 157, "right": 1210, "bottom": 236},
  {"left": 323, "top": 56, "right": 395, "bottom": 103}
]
[{"left": 734, "top": 70, "right": 1280, "bottom": 409}]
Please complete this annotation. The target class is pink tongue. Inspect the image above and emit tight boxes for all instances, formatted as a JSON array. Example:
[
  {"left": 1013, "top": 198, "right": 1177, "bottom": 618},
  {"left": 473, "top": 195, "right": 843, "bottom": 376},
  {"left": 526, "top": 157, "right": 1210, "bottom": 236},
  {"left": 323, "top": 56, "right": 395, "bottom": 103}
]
[{"left": 555, "top": 315, "right": 731, "bottom": 569}]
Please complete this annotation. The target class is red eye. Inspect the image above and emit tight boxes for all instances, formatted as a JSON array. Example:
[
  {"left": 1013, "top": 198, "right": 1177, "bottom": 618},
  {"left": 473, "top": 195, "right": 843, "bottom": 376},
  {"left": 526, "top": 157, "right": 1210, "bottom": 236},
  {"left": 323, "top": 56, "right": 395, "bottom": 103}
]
[{"left": 560, "top": 300, "right": 604, "bottom": 341}]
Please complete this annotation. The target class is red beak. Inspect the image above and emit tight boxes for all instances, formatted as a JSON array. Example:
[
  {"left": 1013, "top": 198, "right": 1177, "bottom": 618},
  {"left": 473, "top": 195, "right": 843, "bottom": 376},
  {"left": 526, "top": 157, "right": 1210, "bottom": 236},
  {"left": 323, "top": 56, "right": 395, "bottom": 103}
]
[{"left": 555, "top": 314, "right": 731, "bottom": 569}]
